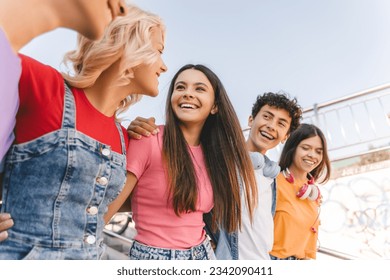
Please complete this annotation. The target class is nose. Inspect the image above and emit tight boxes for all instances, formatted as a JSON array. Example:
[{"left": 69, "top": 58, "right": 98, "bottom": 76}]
[
  {"left": 183, "top": 91, "right": 194, "bottom": 99},
  {"left": 161, "top": 60, "right": 168, "bottom": 73},
  {"left": 266, "top": 120, "right": 276, "bottom": 131}
]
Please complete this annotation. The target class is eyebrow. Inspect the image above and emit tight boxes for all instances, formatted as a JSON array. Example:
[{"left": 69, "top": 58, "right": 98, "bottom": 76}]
[
  {"left": 194, "top": 82, "right": 209, "bottom": 88},
  {"left": 264, "top": 110, "right": 290, "bottom": 124},
  {"left": 175, "top": 81, "right": 209, "bottom": 88},
  {"left": 301, "top": 144, "right": 323, "bottom": 150}
]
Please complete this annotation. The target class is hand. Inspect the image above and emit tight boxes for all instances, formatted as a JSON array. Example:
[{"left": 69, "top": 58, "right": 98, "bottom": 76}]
[
  {"left": 127, "top": 117, "right": 159, "bottom": 140},
  {"left": 0, "top": 213, "right": 13, "bottom": 242}
]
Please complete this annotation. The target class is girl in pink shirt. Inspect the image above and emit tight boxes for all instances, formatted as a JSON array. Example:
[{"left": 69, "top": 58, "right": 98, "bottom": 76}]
[{"left": 106, "top": 64, "right": 258, "bottom": 260}]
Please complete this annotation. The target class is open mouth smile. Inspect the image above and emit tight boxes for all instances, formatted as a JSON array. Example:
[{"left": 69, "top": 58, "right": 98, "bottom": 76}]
[
  {"left": 260, "top": 130, "right": 275, "bottom": 140},
  {"left": 303, "top": 159, "right": 316, "bottom": 166},
  {"left": 179, "top": 103, "right": 199, "bottom": 109}
]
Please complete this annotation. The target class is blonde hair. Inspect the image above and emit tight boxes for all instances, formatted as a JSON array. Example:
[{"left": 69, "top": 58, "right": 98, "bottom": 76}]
[{"left": 62, "top": 4, "right": 165, "bottom": 114}]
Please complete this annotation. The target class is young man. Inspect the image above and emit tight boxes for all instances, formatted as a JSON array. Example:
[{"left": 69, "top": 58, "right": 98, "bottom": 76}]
[
  {"left": 0, "top": 0, "right": 127, "bottom": 242},
  {"left": 125, "top": 92, "right": 302, "bottom": 259},
  {"left": 234, "top": 92, "right": 302, "bottom": 259}
]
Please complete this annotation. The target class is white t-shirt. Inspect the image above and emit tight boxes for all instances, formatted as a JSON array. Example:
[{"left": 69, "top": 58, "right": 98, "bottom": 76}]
[{"left": 238, "top": 168, "right": 274, "bottom": 259}]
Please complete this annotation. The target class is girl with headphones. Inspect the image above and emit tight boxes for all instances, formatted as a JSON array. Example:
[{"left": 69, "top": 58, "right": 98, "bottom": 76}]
[{"left": 270, "top": 123, "right": 331, "bottom": 260}]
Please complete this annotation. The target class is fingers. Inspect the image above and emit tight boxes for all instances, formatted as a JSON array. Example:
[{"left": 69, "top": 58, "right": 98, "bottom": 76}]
[
  {"left": 127, "top": 117, "right": 159, "bottom": 139},
  {"left": 0, "top": 213, "right": 13, "bottom": 242},
  {"left": 0, "top": 231, "right": 8, "bottom": 242}
]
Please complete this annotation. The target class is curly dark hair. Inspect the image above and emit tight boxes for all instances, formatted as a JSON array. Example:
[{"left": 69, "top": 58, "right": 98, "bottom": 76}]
[{"left": 251, "top": 91, "right": 302, "bottom": 134}]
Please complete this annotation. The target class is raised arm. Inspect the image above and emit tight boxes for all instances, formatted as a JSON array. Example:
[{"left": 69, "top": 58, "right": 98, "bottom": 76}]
[{"left": 0, "top": 0, "right": 128, "bottom": 52}]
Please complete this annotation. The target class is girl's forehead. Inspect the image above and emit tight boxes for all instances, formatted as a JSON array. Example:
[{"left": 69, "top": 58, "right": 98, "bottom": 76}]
[
  {"left": 176, "top": 69, "right": 210, "bottom": 84},
  {"left": 300, "top": 135, "right": 323, "bottom": 147}
]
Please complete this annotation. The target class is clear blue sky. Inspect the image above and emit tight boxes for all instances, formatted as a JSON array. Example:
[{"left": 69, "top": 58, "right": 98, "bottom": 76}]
[{"left": 21, "top": 0, "right": 390, "bottom": 127}]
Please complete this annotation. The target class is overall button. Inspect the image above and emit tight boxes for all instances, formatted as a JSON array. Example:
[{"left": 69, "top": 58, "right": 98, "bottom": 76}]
[
  {"left": 85, "top": 235, "right": 96, "bottom": 244},
  {"left": 88, "top": 206, "right": 98, "bottom": 215},
  {"left": 102, "top": 148, "right": 111, "bottom": 157},
  {"left": 97, "top": 177, "right": 108, "bottom": 186}
]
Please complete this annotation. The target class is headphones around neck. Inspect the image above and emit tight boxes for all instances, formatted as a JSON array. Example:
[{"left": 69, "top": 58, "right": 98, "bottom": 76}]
[{"left": 282, "top": 168, "right": 321, "bottom": 201}]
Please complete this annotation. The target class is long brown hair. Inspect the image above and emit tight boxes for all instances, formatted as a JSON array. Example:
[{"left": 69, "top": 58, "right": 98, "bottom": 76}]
[
  {"left": 279, "top": 123, "right": 331, "bottom": 183},
  {"left": 163, "top": 64, "right": 257, "bottom": 232}
]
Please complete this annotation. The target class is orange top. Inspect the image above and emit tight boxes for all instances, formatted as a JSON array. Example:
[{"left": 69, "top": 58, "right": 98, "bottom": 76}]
[{"left": 270, "top": 173, "right": 320, "bottom": 259}]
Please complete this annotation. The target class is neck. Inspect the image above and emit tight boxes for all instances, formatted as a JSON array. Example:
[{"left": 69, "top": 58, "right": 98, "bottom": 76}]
[
  {"left": 288, "top": 166, "right": 308, "bottom": 182},
  {"left": 179, "top": 124, "right": 202, "bottom": 146},
  {"left": 83, "top": 59, "right": 131, "bottom": 117},
  {"left": 245, "top": 139, "right": 266, "bottom": 155}
]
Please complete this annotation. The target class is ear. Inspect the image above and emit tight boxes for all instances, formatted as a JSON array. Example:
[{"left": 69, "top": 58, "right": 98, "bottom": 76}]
[
  {"left": 210, "top": 104, "right": 218, "bottom": 115},
  {"left": 281, "top": 133, "right": 290, "bottom": 144},
  {"left": 248, "top": 115, "right": 254, "bottom": 127}
]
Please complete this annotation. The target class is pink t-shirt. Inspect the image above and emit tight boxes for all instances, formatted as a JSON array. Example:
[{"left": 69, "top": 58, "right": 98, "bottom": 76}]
[{"left": 126, "top": 125, "right": 214, "bottom": 249}]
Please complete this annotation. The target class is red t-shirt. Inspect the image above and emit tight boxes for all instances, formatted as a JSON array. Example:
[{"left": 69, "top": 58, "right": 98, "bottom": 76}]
[{"left": 16, "top": 54, "right": 129, "bottom": 153}]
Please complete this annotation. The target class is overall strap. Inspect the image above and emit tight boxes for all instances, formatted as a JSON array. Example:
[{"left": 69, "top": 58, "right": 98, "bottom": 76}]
[
  {"left": 115, "top": 121, "right": 127, "bottom": 156},
  {"left": 61, "top": 82, "right": 76, "bottom": 129}
]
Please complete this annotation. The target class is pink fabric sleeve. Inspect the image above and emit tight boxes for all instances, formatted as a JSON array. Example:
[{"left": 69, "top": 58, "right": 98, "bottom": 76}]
[
  {"left": 0, "top": 28, "right": 21, "bottom": 169},
  {"left": 126, "top": 135, "right": 154, "bottom": 179}
]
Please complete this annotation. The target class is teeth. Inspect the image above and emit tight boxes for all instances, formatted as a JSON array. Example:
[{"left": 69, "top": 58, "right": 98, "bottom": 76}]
[
  {"left": 180, "top": 103, "right": 197, "bottom": 109},
  {"left": 303, "top": 159, "right": 315, "bottom": 165},
  {"left": 260, "top": 131, "right": 275, "bottom": 140}
]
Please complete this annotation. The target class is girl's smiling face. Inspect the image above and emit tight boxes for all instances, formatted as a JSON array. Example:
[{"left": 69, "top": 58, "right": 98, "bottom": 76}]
[
  {"left": 291, "top": 135, "right": 323, "bottom": 174},
  {"left": 171, "top": 69, "right": 217, "bottom": 127}
]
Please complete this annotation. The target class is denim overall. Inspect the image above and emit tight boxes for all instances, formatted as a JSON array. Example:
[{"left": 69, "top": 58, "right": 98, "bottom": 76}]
[{"left": 0, "top": 84, "right": 127, "bottom": 259}]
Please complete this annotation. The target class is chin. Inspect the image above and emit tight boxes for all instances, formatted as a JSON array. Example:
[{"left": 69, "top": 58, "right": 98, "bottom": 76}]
[{"left": 146, "top": 91, "right": 157, "bottom": 97}]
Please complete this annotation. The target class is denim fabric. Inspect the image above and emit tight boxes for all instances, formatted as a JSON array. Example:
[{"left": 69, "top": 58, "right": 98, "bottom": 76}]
[
  {"left": 0, "top": 84, "right": 127, "bottom": 260},
  {"left": 270, "top": 255, "right": 301, "bottom": 260},
  {"left": 208, "top": 223, "right": 238, "bottom": 260},
  {"left": 270, "top": 179, "right": 277, "bottom": 217},
  {"left": 129, "top": 238, "right": 216, "bottom": 260},
  {"left": 204, "top": 153, "right": 278, "bottom": 260}
]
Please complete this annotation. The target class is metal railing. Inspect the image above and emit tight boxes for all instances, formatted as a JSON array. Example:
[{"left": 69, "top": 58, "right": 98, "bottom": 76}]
[
  {"left": 317, "top": 247, "right": 359, "bottom": 260},
  {"left": 302, "top": 85, "right": 390, "bottom": 259},
  {"left": 302, "top": 83, "right": 390, "bottom": 161}
]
